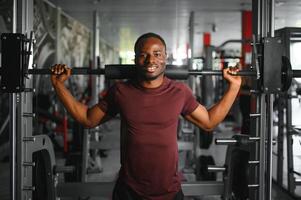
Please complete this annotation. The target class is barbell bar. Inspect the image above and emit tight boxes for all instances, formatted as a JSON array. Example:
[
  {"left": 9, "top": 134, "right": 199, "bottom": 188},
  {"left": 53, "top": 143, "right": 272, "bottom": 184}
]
[
  {"left": 26, "top": 64, "right": 257, "bottom": 80},
  {"left": 2, "top": 63, "right": 300, "bottom": 77},
  {"left": 1, "top": 60, "right": 301, "bottom": 92},
  {"left": 2, "top": 33, "right": 301, "bottom": 93},
  {"left": 26, "top": 63, "right": 301, "bottom": 88}
]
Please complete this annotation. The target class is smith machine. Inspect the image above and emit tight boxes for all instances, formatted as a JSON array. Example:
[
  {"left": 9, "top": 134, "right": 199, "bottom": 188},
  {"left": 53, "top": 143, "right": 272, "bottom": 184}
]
[{"left": 1, "top": 0, "right": 301, "bottom": 200}]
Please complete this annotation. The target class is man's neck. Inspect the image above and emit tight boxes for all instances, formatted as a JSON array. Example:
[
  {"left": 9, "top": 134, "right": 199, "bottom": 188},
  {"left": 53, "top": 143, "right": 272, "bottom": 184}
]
[{"left": 139, "top": 76, "right": 164, "bottom": 89}]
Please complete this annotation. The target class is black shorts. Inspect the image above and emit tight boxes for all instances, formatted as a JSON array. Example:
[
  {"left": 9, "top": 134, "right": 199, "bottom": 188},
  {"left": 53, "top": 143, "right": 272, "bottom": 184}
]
[{"left": 112, "top": 179, "right": 184, "bottom": 200}]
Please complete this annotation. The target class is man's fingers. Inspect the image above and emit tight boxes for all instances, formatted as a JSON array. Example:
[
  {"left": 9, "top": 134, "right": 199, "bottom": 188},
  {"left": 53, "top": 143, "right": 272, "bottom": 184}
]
[
  {"left": 225, "top": 66, "right": 240, "bottom": 76},
  {"left": 51, "top": 64, "right": 70, "bottom": 75},
  {"left": 228, "top": 69, "right": 238, "bottom": 75},
  {"left": 65, "top": 66, "right": 72, "bottom": 76}
]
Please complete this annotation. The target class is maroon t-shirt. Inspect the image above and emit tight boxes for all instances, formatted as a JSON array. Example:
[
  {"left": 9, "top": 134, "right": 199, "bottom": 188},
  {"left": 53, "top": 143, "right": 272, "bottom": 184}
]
[{"left": 98, "top": 77, "right": 199, "bottom": 200}]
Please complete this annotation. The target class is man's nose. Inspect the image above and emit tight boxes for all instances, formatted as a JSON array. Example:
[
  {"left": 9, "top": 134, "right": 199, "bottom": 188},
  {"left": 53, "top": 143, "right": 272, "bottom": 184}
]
[{"left": 145, "top": 54, "right": 155, "bottom": 64}]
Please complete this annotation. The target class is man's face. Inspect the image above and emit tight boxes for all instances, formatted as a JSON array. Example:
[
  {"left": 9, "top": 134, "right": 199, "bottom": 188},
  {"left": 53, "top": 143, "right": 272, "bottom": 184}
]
[{"left": 135, "top": 37, "right": 166, "bottom": 81}]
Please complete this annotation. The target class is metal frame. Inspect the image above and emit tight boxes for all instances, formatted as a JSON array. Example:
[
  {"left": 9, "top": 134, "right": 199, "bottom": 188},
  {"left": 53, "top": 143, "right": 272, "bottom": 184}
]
[
  {"left": 274, "top": 27, "right": 301, "bottom": 199},
  {"left": 10, "top": 0, "right": 35, "bottom": 199},
  {"left": 5, "top": 0, "right": 283, "bottom": 200},
  {"left": 81, "top": 10, "right": 103, "bottom": 182},
  {"left": 251, "top": 0, "right": 276, "bottom": 200},
  {"left": 9, "top": 1, "right": 58, "bottom": 200}
]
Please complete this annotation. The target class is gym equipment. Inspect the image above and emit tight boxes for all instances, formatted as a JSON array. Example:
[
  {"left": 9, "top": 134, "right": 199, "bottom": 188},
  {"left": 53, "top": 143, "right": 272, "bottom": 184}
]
[
  {"left": 1, "top": 33, "right": 301, "bottom": 94},
  {"left": 32, "top": 150, "right": 56, "bottom": 200},
  {"left": 3, "top": 0, "right": 297, "bottom": 199},
  {"left": 1, "top": 32, "right": 299, "bottom": 199},
  {"left": 215, "top": 134, "right": 258, "bottom": 199},
  {"left": 195, "top": 155, "right": 216, "bottom": 181},
  {"left": 273, "top": 27, "right": 301, "bottom": 199},
  {"left": 198, "top": 129, "right": 213, "bottom": 149}
]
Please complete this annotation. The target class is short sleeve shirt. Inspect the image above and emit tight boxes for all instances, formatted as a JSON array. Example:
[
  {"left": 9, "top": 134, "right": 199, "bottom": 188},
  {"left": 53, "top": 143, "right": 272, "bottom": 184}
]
[{"left": 98, "top": 77, "right": 199, "bottom": 200}]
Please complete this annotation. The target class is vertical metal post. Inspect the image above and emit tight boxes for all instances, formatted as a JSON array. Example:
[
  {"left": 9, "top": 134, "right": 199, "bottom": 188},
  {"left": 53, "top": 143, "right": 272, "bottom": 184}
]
[
  {"left": 258, "top": 94, "right": 266, "bottom": 200},
  {"left": 81, "top": 10, "right": 101, "bottom": 179},
  {"left": 276, "top": 95, "right": 284, "bottom": 184},
  {"left": 10, "top": 0, "right": 34, "bottom": 199},
  {"left": 286, "top": 96, "right": 295, "bottom": 193},
  {"left": 189, "top": 11, "right": 194, "bottom": 66},
  {"left": 252, "top": 0, "right": 260, "bottom": 39},
  {"left": 9, "top": 94, "right": 17, "bottom": 200},
  {"left": 252, "top": 0, "right": 275, "bottom": 199},
  {"left": 187, "top": 11, "right": 196, "bottom": 131},
  {"left": 275, "top": 27, "right": 292, "bottom": 195},
  {"left": 81, "top": 130, "right": 90, "bottom": 182},
  {"left": 188, "top": 11, "right": 195, "bottom": 94},
  {"left": 281, "top": 28, "right": 295, "bottom": 194},
  {"left": 91, "top": 10, "right": 101, "bottom": 104},
  {"left": 251, "top": 2, "right": 261, "bottom": 200},
  {"left": 266, "top": 94, "right": 274, "bottom": 200},
  {"left": 13, "top": 0, "right": 17, "bottom": 33},
  {"left": 11, "top": 0, "right": 17, "bottom": 199},
  {"left": 202, "top": 46, "right": 214, "bottom": 107},
  {"left": 268, "top": 0, "right": 275, "bottom": 38},
  {"left": 265, "top": 1, "right": 275, "bottom": 199},
  {"left": 56, "top": 7, "right": 62, "bottom": 63}
]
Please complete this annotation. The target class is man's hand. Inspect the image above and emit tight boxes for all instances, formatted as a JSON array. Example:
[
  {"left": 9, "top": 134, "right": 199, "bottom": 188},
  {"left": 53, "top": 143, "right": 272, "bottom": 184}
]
[
  {"left": 50, "top": 64, "right": 71, "bottom": 86},
  {"left": 223, "top": 66, "right": 242, "bottom": 88}
]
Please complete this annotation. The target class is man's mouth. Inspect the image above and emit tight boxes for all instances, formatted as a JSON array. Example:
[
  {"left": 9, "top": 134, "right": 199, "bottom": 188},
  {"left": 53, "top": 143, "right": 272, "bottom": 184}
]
[{"left": 145, "top": 65, "right": 158, "bottom": 73}]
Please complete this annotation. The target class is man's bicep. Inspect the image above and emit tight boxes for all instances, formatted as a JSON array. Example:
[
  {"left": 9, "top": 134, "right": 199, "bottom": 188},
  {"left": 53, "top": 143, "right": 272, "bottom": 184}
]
[
  {"left": 87, "top": 105, "right": 109, "bottom": 127},
  {"left": 184, "top": 105, "right": 211, "bottom": 130}
]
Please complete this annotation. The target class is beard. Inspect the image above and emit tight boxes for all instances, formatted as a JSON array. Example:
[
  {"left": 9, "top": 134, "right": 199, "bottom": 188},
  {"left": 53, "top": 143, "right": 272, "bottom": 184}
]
[{"left": 136, "top": 65, "right": 165, "bottom": 81}]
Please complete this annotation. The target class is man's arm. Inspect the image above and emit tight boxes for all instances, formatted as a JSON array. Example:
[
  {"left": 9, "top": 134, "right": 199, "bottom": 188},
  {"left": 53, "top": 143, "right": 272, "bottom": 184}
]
[
  {"left": 185, "top": 67, "right": 241, "bottom": 131},
  {"left": 51, "top": 64, "right": 105, "bottom": 128}
]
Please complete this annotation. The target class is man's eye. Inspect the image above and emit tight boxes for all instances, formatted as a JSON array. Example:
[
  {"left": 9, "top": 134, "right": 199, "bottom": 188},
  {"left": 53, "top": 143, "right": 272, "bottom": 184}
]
[
  {"left": 140, "top": 54, "right": 147, "bottom": 58},
  {"left": 154, "top": 53, "right": 162, "bottom": 57}
]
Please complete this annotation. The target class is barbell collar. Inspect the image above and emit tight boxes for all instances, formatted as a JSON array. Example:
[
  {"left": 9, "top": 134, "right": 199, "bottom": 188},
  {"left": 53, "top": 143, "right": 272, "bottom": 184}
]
[
  {"left": 23, "top": 186, "right": 35, "bottom": 191},
  {"left": 249, "top": 137, "right": 260, "bottom": 141},
  {"left": 23, "top": 162, "right": 35, "bottom": 167},
  {"left": 248, "top": 160, "right": 260, "bottom": 165},
  {"left": 248, "top": 184, "right": 259, "bottom": 188},
  {"left": 207, "top": 165, "right": 226, "bottom": 172},
  {"left": 215, "top": 136, "right": 258, "bottom": 145},
  {"left": 292, "top": 70, "right": 301, "bottom": 77},
  {"left": 215, "top": 138, "right": 237, "bottom": 145}
]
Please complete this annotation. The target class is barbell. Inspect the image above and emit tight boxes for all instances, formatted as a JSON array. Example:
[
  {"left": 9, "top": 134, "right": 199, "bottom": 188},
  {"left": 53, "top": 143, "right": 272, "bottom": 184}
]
[
  {"left": 1, "top": 33, "right": 301, "bottom": 93},
  {"left": 27, "top": 64, "right": 256, "bottom": 78},
  {"left": 25, "top": 58, "right": 301, "bottom": 92},
  {"left": 1, "top": 61, "right": 301, "bottom": 93},
  {"left": 0, "top": 61, "right": 301, "bottom": 91}
]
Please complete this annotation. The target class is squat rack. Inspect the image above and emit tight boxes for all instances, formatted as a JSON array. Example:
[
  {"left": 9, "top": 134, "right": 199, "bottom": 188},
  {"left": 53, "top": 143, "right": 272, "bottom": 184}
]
[{"left": 1, "top": 0, "right": 300, "bottom": 199}]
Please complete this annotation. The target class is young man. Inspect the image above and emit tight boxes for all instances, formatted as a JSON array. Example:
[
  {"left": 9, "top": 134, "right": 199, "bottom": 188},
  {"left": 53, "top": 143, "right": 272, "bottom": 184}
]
[{"left": 51, "top": 32, "right": 241, "bottom": 200}]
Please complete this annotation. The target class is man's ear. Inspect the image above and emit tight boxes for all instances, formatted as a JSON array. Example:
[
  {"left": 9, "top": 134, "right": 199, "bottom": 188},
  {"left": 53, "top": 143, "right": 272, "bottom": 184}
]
[{"left": 134, "top": 56, "right": 138, "bottom": 64}]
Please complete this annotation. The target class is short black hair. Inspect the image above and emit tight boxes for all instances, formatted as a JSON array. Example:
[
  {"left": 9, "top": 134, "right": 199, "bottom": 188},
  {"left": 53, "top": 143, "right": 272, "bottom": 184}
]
[{"left": 134, "top": 32, "right": 166, "bottom": 54}]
